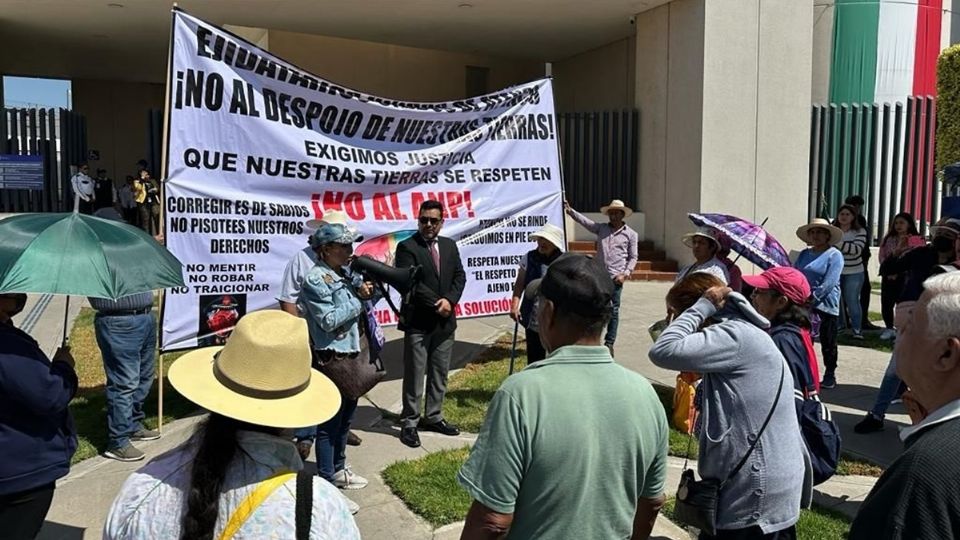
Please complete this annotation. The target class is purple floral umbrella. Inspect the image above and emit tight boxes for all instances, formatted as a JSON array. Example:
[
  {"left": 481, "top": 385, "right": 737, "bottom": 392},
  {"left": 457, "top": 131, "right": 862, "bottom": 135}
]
[{"left": 687, "top": 213, "right": 790, "bottom": 269}]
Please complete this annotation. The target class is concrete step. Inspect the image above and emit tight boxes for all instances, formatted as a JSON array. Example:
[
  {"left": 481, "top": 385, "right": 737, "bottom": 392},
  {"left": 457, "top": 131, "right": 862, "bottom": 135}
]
[
  {"left": 568, "top": 240, "right": 656, "bottom": 252},
  {"left": 628, "top": 270, "right": 677, "bottom": 282}
]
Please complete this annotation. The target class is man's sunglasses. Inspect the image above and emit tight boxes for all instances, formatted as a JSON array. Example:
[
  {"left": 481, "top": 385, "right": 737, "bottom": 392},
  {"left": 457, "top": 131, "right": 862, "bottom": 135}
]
[{"left": 419, "top": 217, "right": 442, "bottom": 225}]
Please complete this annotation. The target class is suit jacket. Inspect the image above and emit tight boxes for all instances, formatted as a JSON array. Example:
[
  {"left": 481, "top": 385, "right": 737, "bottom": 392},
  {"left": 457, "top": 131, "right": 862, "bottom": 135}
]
[{"left": 395, "top": 233, "right": 467, "bottom": 334}]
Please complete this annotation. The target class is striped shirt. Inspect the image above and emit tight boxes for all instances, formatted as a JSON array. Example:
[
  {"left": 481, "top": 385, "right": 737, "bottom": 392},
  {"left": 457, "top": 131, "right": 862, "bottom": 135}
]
[
  {"left": 87, "top": 292, "right": 154, "bottom": 313},
  {"left": 839, "top": 228, "right": 868, "bottom": 275}
]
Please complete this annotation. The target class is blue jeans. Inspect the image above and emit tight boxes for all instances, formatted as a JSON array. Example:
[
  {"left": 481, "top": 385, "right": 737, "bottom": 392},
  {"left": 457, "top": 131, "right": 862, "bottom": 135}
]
[
  {"left": 604, "top": 282, "right": 624, "bottom": 347},
  {"left": 294, "top": 426, "right": 316, "bottom": 443},
  {"left": 94, "top": 313, "right": 156, "bottom": 449},
  {"left": 840, "top": 272, "right": 865, "bottom": 332},
  {"left": 315, "top": 387, "right": 358, "bottom": 481},
  {"left": 870, "top": 351, "right": 902, "bottom": 419}
]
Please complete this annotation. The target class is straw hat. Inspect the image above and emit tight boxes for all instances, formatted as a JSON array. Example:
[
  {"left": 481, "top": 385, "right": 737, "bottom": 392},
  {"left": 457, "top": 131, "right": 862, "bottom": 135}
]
[
  {"left": 529, "top": 223, "right": 565, "bottom": 251},
  {"left": 600, "top": 199, "right": 633, "bottom": 218},
  {"left": 305, "top": 209, "right": 349, "bottom": 231},
  {"left": 796, "top": 218, "right": 842, "bottom": 246},
  {"left": 168, "top": 310, "right": 340, "bottom": 428},
  {"left": 681, "top": 226, "right": 720, "bottom": 249}
]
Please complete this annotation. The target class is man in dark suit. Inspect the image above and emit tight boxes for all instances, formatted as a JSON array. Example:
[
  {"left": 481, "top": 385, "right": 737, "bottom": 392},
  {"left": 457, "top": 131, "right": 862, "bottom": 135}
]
[{"left": 395, "top": 200, "right": 467, "bottom": 448}]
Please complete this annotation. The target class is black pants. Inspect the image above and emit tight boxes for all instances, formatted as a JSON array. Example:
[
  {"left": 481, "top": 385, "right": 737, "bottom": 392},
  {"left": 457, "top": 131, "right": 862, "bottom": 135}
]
[
  {"left": 859, "top": 270, "right": 873, "bottom": 329},
  {"left": 818, "top": 310, "right": 839, "bottom": 373},
  {"left": 700, "top": 525, "right": 796, "bottom": 540},
  {"left": 525, "top": 328, "right": 546, "bottom": 364},
  {"left": 880, "top": 275, "right": 905, "bottom": 329},
  {"left": 0, "top": 482, "right": 56, "bottom": 540}
]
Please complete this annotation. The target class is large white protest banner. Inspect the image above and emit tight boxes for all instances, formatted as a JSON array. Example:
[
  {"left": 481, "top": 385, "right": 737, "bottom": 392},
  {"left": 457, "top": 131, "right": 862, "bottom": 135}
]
[{"left": 160, "top": 9, "right": 564, "bottom": 351}]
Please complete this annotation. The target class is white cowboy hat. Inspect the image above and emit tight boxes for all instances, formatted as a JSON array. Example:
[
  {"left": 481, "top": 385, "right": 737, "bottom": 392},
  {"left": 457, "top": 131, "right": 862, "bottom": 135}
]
[
  {"left": 796, "top": 218, "right": 843, "bottom": 246},
  {"left": 681, "top": 226, "right": 720, "bottom": 249},
  {"left": 528, "top": 223, "right": 565, "bottom": 252},
  {"left": 600, "top": 199, "right": 633, "bottom": 218},
  {"left": 305, "top": 209, "right": 349, "bottom": 231},
  {"left": 168, "top": 310, "right": 341, "bottom": 428}
]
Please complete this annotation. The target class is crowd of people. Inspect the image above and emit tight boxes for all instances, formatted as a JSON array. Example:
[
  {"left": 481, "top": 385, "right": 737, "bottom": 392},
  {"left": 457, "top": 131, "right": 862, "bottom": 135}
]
[
  {"left": 70, "top": 159, "right": 161, "bottom": 234},
  {"left": 3, "top": 188, "right": 960, "bottom": 539}
]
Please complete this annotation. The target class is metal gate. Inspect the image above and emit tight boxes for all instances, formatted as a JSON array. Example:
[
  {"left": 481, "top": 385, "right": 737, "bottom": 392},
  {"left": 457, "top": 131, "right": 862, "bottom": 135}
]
[
  {"left": 558, "top": 110, "right": 639, "bottom": 211},
  {"left": 809, "top": 96, "right": 939, "bottom": 239},
  {"left": 0, "top": 107, "right": 87, "bottom": 213}
]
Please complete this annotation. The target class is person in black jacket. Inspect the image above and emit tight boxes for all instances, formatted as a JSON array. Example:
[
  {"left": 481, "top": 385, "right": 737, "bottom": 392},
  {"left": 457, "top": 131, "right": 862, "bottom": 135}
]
[
  {"left": 850, "top": 272, "right": 960, "bottom": 539},
  {"left": 0, "top": 293, "right": 78, "bottom": 540},
  {"left": 395, "top": 200, "right": 467, "bottom": 448},
  {"left": 745, "top": 267, "right": 819, "bottom": 407}
]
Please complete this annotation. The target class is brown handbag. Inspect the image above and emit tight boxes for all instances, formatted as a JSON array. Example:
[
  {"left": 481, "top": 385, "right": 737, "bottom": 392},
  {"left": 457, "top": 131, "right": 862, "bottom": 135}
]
[{"left": 313, "top": 317, "right": 386, "bottom": 400}]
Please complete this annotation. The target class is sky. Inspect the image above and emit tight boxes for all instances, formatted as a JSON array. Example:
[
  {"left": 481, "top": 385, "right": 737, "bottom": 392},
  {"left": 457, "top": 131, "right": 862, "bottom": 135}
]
[{"left": 3, "top": 76, "right": 72, "bottom": 109}]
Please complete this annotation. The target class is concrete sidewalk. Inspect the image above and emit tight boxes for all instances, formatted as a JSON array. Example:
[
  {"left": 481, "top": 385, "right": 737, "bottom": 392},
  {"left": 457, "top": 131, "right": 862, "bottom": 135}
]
[{"left": 37, "top": 281, "right": 899, "bottom": 538}]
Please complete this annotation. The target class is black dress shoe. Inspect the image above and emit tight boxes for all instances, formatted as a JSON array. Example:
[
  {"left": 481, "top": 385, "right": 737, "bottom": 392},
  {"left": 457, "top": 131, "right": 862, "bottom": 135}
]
[
  {"left": 419, "top": 419, "right": 460, "bottom": 436},
  {"left": 400, "top": 427, "right": 421, "bottom": 448},
  {"left": 347, "top": 430, "right": 362, "bottom": 446}
]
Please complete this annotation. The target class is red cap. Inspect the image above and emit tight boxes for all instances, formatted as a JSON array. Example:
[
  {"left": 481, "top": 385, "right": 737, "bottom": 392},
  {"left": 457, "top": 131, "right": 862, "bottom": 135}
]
[{"left": 742, "top": 266, "right": 811, "bottom": 305}]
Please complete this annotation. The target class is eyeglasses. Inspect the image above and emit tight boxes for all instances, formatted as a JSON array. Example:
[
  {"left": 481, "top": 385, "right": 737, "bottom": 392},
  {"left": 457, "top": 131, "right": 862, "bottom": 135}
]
[{"left": 419, "top": 217, "right": 442, "bottom": 226}]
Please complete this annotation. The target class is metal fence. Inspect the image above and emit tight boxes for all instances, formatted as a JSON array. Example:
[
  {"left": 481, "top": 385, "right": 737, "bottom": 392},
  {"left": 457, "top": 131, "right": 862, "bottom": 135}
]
[
  {"left": 558, "top": 110, "right": 638, "bottom": 211},
  {"left": 809, "top": 96, "right": 941, "bottom": 240},
  {"left": 0, "top": 107, "right": 87, "bottom": 213}
]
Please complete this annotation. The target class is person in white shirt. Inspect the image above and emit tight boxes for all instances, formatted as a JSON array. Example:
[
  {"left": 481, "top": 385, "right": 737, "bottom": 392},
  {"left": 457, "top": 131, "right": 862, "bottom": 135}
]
[
  {"left": 676, "top": 227, "right": 731, "bottom": 284},
  {"left": 70, "top": 163, "right": 95, "bottom": 214}
]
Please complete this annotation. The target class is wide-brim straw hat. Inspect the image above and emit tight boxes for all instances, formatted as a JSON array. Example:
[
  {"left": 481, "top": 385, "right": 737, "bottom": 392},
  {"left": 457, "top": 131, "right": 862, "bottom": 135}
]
[
  {"left": 681, "top": 226, "right": 720, "bottom": 249},
  {"left": 168, "top": 310, "right": 340, "bottom": 428},
  {"left": 305, "top": 209, "right": 349, "bottom": 231},
  {"left": 600, "top": 199, "right": 633, "bottom": 218},
  {"left": 529, "top": 223, "right": 565, "bottom": 251},
  {"left": 796, "top": 218, "right": 843, "bottom": 246}
]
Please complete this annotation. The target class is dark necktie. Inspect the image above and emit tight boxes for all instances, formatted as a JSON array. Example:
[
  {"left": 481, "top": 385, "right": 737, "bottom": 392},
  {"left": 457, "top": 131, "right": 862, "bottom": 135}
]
[{"left": 430, "top": 241, "right": 441, "bottom": 274}]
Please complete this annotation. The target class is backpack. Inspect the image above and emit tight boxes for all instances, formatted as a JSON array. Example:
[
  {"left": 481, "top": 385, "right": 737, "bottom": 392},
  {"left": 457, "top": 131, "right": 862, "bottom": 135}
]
[{"left": 797, "top": 392, "right": 841, "bottom": 485}]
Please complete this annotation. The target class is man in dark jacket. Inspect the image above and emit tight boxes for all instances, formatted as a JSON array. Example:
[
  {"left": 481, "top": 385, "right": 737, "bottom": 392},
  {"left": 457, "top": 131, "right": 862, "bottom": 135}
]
[
  {"left": 850, "top": 272, "right": 960, "bottom": 539},
  {"left": 0, "top": 293, "right": 78, "bottom": 539},
  {"left": 395, "top": 200, "right": 467, "bottom": 448}
]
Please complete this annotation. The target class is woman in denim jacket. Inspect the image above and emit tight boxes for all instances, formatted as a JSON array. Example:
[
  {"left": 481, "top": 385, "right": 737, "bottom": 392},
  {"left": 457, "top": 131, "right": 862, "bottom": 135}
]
[{"left": 298, "top": 223, "right": 376, "bottom": 505}]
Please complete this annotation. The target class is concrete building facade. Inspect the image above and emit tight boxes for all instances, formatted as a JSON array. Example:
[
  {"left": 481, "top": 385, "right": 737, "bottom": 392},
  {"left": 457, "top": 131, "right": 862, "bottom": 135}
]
[{"left": 2, "top": 0, "right": 814, "bottom": 264}]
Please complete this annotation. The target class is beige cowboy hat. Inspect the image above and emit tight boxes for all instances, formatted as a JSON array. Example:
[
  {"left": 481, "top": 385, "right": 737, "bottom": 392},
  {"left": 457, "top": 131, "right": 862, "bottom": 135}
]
[
  {"left": 681, "top": 226, "right": 721, "bottom": 249},
  {"left": 168, "top": 310, "right": 341, "bottom": 428},
  {"left": 529, "top": 223, "right": 565, "bottom": 251},
  {"left": 305, "top": 209, "right": 349, "bottom": 231},
  {"left": 600, "top": 199, "right": 633, "bottom": 218},
  {"left": 796, "top": 218, "right": 843, "bottom": 246}
]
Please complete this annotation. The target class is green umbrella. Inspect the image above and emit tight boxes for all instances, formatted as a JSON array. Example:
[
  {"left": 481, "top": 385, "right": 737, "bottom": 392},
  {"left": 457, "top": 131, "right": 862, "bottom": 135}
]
[{"left": 0, "top": 212, "right": 185, "bottom": 344}]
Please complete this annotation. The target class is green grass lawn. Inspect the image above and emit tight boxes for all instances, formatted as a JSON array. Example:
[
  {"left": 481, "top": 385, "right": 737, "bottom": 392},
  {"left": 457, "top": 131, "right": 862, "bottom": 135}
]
[
  {"left": 662, "top": 499, "right": 851, "bottom": 539},
  {"left": 837, "top": 331, "right": 894, "bottom": 353},
  {"left": 382, "top": 447, "right": 473, "bottom": 527},
  {"left": 441, "top": 336, "right": 527, "bottom": 433},
  {"left": 67, "top": 304, "right": 196, "bottom": 463}
]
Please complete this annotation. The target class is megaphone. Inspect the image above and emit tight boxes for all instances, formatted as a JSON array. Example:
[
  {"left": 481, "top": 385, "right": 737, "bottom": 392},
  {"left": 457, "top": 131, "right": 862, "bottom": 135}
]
[{"left": 350, "top": 255, "right": 421, "bottom": 295}]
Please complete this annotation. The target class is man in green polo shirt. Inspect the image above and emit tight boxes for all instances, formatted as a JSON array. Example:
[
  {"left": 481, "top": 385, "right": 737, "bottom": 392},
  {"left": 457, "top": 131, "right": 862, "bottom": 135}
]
[{"left": 458, "top": 254, "right": 669, "bottom": 539}]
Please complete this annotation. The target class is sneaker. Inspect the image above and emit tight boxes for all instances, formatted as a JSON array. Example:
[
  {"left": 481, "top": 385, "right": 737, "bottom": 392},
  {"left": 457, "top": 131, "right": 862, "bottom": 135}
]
[
  {"left": 852, "top": 332, "right": 865, "bottom": 341},
  {"left": 854, "top": 413, "right": 885, "bottom": 434},
  {"left": 332, "top": 466, "right": 368, "bottom": 490},
  {"left": 821, "top": 373, "right": 837, "bottom": 389},
  {"left": 104, "top": 443, "right": 145, "bottom": 462},
  {"left": 131, "top": 428, "right": 161, "bottom": 441},
  {"left": 879, "top": 329, "right": 896, "bottom": 341},
  {"left": 342, "top": 494, "right": 360, "bottom": 515}
]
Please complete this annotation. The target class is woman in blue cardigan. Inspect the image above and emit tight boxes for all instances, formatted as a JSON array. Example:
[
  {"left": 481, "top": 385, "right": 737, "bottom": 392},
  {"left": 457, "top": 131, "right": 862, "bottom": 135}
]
[{"left": 794, "top": 218, "right": 844, "bottom": 389}]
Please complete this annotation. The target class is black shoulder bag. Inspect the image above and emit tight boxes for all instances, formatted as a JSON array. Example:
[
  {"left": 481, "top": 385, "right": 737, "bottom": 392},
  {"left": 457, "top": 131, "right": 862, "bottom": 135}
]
[
  {"left": 295, "top": 470, "right": 312, "bottom": 540},
  {"left": 673, "top": 361, "right": 785, "bottom": 536}
]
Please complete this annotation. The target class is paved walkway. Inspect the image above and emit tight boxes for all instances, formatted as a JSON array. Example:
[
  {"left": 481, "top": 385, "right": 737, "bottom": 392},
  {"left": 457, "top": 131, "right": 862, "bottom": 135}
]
[{"left": 33, "top": 281, "right": 900, "bottom": 538}]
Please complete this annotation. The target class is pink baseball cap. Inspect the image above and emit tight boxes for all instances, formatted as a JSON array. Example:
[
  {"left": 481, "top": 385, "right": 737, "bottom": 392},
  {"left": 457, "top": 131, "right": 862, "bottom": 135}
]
[{"left": 742, "top": 266, "right": 811, "bottom": 305}]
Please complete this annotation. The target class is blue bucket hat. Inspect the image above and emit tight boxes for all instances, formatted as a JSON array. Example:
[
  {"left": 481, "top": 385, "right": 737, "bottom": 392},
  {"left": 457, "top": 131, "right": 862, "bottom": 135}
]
[{"left": 309, "top": 223, "right": 363, "bottom": 248}]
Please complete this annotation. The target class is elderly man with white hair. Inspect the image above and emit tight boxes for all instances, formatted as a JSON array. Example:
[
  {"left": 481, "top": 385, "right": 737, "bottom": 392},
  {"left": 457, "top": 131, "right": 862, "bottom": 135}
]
[{"left": 850, "top": 271, "right": 960, "bottom": 539}]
